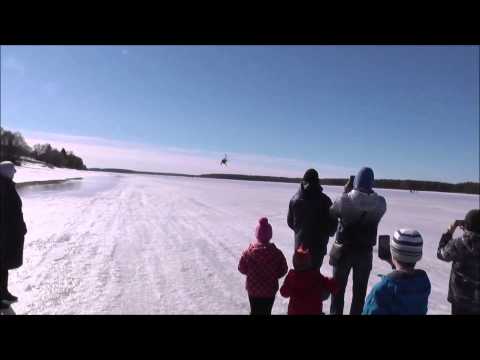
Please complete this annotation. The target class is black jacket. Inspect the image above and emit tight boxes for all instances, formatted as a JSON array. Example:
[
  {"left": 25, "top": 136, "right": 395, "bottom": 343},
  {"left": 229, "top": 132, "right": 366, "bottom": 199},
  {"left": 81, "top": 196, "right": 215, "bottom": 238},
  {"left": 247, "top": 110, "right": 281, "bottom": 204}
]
[
  {"left": 287, "top": 184, "right": 337, "bottom": 257},
  {"left": 0, "top": 176, "right": 27, "bottom": 269},
  {"left": 437, "top": 231, "right": 480, "bottom": 308}
]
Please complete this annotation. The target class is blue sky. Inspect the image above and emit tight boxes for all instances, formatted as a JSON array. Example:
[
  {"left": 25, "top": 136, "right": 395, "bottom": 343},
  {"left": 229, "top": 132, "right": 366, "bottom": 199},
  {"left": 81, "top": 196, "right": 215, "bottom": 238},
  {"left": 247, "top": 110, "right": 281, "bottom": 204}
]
[{"left": 1, "top": 45, "right": 478, "bottom": 182}]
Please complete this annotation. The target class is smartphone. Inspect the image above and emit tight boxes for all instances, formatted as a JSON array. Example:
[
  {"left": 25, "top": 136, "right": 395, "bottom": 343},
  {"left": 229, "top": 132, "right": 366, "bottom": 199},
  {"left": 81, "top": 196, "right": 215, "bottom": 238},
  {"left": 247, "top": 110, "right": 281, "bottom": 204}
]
[
  {"left": 349, "top": 175, "right": 355, "bottom": 182},
  {"left": 378, "top": 235, "right": 391, "bottom": 261},
  {"left": 455, "top": 220, "right": 465, "bottom": 228}
]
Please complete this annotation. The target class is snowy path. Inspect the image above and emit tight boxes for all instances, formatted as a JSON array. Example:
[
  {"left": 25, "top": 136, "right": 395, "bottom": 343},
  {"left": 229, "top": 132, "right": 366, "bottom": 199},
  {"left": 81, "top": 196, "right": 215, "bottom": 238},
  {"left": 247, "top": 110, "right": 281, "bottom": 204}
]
[{"left": 7, "top": 173, "right": 479, "bottom": 314}]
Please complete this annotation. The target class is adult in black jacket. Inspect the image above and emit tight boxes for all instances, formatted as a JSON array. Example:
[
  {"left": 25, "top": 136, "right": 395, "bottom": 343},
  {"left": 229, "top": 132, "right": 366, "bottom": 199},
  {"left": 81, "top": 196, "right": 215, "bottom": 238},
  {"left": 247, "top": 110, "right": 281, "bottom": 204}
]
[
  {"left": 437, "top": 209, "right": 480, "bottom": 315},
  {"left": 0, "top": 161, "right": 27, "bottom": 306},
  {"left": 287, "top": 169, "right": 338, "bottom": 269}
]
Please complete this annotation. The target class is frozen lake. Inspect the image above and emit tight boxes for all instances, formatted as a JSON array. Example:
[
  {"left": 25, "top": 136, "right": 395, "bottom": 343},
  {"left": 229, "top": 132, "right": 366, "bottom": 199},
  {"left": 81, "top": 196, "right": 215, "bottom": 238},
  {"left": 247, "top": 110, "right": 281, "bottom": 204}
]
[{"left": 6, "top": 173, "right": 479, "bottom": 314}]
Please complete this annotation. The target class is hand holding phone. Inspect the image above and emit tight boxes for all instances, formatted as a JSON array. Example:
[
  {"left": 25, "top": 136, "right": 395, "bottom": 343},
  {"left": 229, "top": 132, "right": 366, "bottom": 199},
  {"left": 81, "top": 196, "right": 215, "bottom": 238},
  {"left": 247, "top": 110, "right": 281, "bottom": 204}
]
[
  {"left": 454, "top": 220, "right": 465, "bottom": 228},
  {"left": 448, "top": 220, "right": 465, "bottom": 234},
  {"left": 378, "top": 235, "right": 391, "bottom": 262}
]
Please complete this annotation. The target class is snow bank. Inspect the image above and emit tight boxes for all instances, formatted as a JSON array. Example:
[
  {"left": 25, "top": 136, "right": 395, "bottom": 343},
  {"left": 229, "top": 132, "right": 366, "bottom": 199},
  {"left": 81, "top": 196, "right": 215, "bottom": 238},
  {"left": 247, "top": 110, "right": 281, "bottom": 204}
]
[{"left": 13, "top": 161, "right": 108, "bottom": 184}]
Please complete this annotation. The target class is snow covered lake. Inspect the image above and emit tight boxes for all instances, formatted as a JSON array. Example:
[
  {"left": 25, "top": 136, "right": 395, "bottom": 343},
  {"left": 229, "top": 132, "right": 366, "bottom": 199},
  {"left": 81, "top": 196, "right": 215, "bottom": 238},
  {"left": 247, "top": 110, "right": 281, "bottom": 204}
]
[{"left": 6, "top": 171, "right": 479, "bottom": 314}]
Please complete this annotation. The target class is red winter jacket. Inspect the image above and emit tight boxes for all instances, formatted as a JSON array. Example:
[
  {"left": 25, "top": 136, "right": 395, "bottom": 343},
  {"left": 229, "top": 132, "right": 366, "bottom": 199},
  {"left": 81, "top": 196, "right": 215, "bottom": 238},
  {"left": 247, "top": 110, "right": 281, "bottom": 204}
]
[
  {"left": 238, "top": 242, "right": 288, "bottom": 298},
  {"left": 280, "top": 269, "right": 338, "bottom": 315}
]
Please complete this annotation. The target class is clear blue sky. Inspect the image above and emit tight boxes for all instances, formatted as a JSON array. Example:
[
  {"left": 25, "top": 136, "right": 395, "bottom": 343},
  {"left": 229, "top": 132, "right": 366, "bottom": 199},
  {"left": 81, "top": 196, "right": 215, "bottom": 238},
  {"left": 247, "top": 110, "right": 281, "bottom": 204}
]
[{"left": 1, "top": 45, "right": 478, "bottom": 182}]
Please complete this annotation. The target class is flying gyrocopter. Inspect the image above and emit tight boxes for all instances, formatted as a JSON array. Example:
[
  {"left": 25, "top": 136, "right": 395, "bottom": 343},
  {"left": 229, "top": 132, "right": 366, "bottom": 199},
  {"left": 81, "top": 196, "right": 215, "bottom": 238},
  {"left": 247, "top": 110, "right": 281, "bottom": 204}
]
[{"left": 220, "top": 154, "right": 228, "bottom": 166}]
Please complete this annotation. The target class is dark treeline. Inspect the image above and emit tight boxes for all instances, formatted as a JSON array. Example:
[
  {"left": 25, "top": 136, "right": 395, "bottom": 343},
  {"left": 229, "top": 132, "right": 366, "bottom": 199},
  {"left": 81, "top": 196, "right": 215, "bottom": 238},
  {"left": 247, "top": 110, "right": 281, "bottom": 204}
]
[
  {"left": 90, "top": 170, "right": 479, "bottom": 195},
  {"left": 0, "top": 127, "right": 87, "bottom": 170},
  {"left": 202, "top": 174, "right": 479, "bottom": 195},
  {"left": 88, "top": 168, "right": 195, "bottom": 178}
]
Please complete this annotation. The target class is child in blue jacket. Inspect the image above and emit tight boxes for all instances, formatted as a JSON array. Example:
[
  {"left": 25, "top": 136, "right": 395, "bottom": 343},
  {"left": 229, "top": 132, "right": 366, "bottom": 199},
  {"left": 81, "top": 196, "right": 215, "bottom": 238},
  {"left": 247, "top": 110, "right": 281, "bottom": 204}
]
[{"left": 363, "top": 229, "right": 431, "bottom": 315}]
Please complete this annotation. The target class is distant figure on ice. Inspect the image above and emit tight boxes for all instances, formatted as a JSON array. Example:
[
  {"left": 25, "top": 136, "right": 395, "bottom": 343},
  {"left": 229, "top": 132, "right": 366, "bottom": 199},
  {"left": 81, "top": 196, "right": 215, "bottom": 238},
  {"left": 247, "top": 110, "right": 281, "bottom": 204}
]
[
  {"left": 363, "top": 229, "right": 431, "bottom": 315},
  {"left": 0, "top": 161, "right": 27, "bottom": 310},
  {"left": 328, "top": 167, "right": 387, "bottom": 315},
  {"left": 287, "top": 169, "right": 338, "bottom": 269},
  {"left": 437, "top": 209, "right": 480, "bottom": 315},
  {"left": 280, "top": 245, "right": 337, "bottom": 315},
  {"left": 238, "top": 217, "right": 288, "bottom": 315},
  {"left": 220, "top": 154, "right": 228, "bottom": 166}
]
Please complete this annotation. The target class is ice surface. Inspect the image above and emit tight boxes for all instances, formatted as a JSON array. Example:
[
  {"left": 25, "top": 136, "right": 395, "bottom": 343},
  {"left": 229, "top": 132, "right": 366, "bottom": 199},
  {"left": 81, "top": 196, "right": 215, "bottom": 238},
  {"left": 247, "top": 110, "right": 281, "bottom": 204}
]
[{"left": 6, "top": 168, "right": 479, "bottom": 314}]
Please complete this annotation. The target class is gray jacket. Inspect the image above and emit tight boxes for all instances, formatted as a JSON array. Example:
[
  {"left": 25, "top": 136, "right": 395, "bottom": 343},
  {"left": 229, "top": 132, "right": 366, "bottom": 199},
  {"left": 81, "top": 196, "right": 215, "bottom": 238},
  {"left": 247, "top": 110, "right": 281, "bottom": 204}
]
[
  {"left": 330, "top": 190, "right": 387, "bottom": 250},
  {"left": 437, "top": 230, "right": 480, "bottom": 308}
]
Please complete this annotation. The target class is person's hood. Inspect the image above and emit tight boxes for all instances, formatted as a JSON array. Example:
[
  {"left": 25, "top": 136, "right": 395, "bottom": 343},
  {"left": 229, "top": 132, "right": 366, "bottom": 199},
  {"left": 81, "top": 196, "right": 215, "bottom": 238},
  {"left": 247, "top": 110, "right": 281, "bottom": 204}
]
[
  {"left": 299, "top": 182, "right": 323, "bottom": 198},
  {"left": 463, "top": 231, "right": 480, "bottom": 256},
  {"left": 348, "top": 189, "right": 385, "bottom": 212},
  {"left": 353, "top": 167, "right": 374, "bottom": 194},
  {"left": 0, "top": 161, "right": 16, "bottom": 180}
]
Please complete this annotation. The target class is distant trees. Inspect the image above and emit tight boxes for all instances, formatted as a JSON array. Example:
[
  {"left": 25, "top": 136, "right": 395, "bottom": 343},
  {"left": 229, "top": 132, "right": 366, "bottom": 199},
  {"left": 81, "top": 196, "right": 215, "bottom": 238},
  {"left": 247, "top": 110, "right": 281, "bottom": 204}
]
[
  {"left": 1, "top": 127, "right": 87, "bottom": 170},
  {"left": 0, "top": 127, "right": 33, "bottom": 164},
  {"left": 200, "top": 175, "right": 480, "bottom": 195},
  {"left": 33, "top": 143, "right": 87, "bottom": 170}
]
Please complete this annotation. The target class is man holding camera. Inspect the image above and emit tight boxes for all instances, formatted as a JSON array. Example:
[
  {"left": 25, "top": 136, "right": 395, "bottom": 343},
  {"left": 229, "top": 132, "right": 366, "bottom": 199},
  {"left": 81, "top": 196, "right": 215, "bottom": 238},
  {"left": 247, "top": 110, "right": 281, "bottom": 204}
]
[
  {"left": 329, "top": 167, "right": 387, "bottom": 315},
  {"left": 437, "top": 209, "right": 480, "bottom": 315}
]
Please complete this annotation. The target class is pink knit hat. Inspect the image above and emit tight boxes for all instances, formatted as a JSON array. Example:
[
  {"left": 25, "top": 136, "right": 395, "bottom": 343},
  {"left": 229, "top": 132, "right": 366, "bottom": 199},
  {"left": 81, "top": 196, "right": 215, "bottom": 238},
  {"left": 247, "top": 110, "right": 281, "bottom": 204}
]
[{"left": 255, "top": 217, "right": 272, "bottom": 243}]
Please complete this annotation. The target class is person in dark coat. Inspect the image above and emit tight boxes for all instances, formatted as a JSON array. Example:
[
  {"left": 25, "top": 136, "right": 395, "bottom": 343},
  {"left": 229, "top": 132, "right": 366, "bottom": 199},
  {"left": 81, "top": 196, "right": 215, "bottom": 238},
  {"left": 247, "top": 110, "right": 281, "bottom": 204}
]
[
  {"left": 287, "top": 169, "right": 338, "bottom": 269},
  {"left": 437, "top": 209, "right": 480, "bottom": 315},
  {"left": 329, "top": 167, "right": 387, "bottom": 315},
  {"left": 0, "top": 161, "right": 27, "bottom": 307}
]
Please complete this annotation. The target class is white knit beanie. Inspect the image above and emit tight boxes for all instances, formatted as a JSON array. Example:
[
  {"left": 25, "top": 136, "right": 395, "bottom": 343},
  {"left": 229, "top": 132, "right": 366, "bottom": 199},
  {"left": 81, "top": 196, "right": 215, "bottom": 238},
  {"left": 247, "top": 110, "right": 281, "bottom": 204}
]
[{"left": 391, "top": 229, "right": 423, "bottom": 264}]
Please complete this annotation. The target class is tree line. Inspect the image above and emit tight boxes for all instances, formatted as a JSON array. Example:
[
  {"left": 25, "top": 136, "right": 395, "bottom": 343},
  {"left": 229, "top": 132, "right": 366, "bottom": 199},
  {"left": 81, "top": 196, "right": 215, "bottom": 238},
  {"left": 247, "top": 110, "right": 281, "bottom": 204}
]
[
  {"left": 200, "top": 174, "right": 480, "bottom": 195},
  {"left": 0, "top": 127, "right": 87, "bottom": 170}
]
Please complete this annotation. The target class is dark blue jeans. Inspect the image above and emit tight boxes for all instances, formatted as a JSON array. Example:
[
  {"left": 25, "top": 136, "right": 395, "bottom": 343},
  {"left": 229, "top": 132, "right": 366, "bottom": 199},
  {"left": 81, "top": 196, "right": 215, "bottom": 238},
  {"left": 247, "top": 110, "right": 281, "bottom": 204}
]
[{"left": 330, "top": 250, "right": 373, "bottom": 315}]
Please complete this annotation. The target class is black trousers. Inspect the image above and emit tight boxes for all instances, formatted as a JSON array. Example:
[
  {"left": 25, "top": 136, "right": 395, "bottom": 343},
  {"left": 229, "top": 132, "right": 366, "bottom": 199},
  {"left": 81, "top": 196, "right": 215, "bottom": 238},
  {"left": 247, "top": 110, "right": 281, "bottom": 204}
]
[
  {"left": 0, "top": 266, "right": 8, "bottom": 296},
  {"left": 330, "top": 250, "right": 372, "bottom": 315},
  {"left": 312, "top": 255, "right": 325, "bottom": 270},
  {"left": 248, "top": 296, "right": 275, "bottom": 315},
  {"left": 451, "top": 303, "right": 480, "bottom": 315}
]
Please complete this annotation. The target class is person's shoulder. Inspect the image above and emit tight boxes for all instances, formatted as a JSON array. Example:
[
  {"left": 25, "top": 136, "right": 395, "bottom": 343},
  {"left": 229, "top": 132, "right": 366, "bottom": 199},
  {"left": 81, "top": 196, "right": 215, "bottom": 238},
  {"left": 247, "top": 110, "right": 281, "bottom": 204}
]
[
  {"left": 0, "top": 175, "right": 10, "bottom": 186},
  {"left": 413, "top": 269, "right": 431, "bottom": 286},
  {"left": 286, "top": 269, "right": 296, "bottom": 277},
  {"left": 373, "top": 274, "right": 396, "bottom": 292},
  {"left": 242, "top": 242, "right": 256, "bottom": 254},
  {"left": 0, "top": 176, "right": 15, "bottom": 192},
  {"left": 319, "top": 191, "right": 333, "bottom": 203},
  {"left": 290, "top": 190, "right": 301, "bottom": 202},
  {"left": 333, "top": 192, "right": 350, "bottom": 204},
  {"left": 269, "top": 242, "right": 283, "bottom": 253}
]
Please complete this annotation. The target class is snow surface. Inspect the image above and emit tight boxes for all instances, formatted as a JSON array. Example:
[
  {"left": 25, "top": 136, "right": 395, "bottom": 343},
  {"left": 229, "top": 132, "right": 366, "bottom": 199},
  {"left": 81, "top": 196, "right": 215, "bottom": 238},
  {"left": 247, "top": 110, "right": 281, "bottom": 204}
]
[
  {"left": 14, "top": 161, "right": 106, "bottom": 184},
  {"left": 5, "top": 167, "right": 480, "bottom": 314}
]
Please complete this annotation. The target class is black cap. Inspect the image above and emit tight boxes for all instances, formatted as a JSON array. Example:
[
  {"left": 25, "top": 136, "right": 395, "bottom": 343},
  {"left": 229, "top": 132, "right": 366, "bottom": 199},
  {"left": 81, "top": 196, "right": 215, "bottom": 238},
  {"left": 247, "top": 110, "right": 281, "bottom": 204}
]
[{"left": 464, "top": 209, "right": 480, "bottom": 233}]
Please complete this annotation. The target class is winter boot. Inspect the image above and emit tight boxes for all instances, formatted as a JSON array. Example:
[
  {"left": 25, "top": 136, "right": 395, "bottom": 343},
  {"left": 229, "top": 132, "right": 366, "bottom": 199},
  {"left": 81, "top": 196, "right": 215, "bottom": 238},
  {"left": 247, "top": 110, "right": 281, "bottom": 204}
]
[{"left": 0, "top": 291, "right": 18, "bottom": 304}]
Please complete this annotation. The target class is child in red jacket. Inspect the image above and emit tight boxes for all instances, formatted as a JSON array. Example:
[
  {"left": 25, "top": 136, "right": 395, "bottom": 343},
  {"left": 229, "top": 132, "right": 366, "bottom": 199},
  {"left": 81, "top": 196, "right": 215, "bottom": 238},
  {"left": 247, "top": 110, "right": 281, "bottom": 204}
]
[
  {"left": 280, "top": 245, "right": 337, "bottom": 315},
  {"left": 238, "top": 217, "right": 288, "bottom": 315}
]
